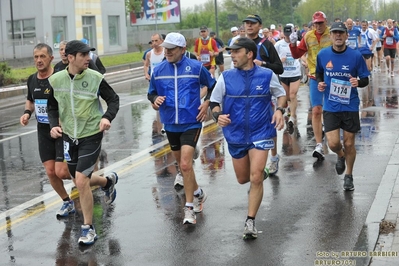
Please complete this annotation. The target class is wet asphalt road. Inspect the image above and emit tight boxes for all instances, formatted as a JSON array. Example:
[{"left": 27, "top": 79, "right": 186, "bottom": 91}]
[{"left": 1, "top": 61, "right": 399, "bottom": 265}]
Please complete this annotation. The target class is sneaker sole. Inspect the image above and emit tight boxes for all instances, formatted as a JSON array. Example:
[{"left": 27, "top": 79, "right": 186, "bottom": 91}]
[
  {"left": 56, "top": 209, "right": 76, "bottom": 218},
  {"left": 243, "top": 233, "right": 258, "bottom": 240},
  {"left": 183, "top": 219, "right": 196, "bottom": 225},
  {"left": 336, "top": 168, "right": 346, "bottom": 175},
  {"left": 78, "top": 236, "right": 98, "bottom": 245},
  {"left": 312, "top": 151, "right": 324, "bottom": 160},
  {"left": 343, "top": 187, "right": 355, "bottom": 191},
  {"left": 174, "top": 183, "right": 184, "bottom": 190}
]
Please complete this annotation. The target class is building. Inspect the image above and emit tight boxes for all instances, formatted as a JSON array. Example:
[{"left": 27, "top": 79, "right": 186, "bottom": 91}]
[{"left": 0, "top": 0, "right": 128, "bottom": 60}]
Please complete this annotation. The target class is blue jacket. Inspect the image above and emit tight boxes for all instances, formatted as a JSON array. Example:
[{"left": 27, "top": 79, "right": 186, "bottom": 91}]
[
  {"left": 221, "top": 66, "right": 276, "bottom": 144},
  {"left": 148, "top": 56, "right": 214, "bottom": 125}
]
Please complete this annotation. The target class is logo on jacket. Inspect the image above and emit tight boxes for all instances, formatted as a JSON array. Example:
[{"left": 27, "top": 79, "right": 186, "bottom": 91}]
[
  {"left": 342, "top": 65, "right": 349, "bottom": 70},
  {"left": 256, "top": 85, "right": 263, "bottom": 90},
  {"left": 185, "top": 66, "right": 192, "bottom": 72},
  {"left": 326, "top": 60, "right": 333, "bottom": 71},
  {"left": 82, "top": 81, "right": 88, "bottom": 88},
  {"left": 44, "top": 88, "right": 51, "bottom": 94}
]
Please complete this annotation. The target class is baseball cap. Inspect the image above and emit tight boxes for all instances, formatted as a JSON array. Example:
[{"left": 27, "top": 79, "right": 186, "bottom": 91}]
[
  {"left": 312, "top": 11, "right": 327, "bottom": 23},
  {"left": 242, "top": 14, "right": 262, "bottom": 24},
  {"left": 200, "top": 25, "right": 208, "bottom": 31},
  {"left": 270, "top": 24, "right": 276, "bottom": 30},
  {"left": 231, "top": 26, "right": 238, "bottom": 32},
  {"left": 329, "top": 22, "right": 347, "bottom": 32},
  {"left": 160, "top": 32, "right": 186, "bottom": 49},
  {"left": 210, "top": 31, "right": 216, "bottom": 37},
  {"left": 283, "top": 25, "right": 293, "bottom": 36},
  {"left": 65, "top": 40, "right": 95, "bottom": 55},
  {"left": 226, "top": 37, "right": 257, "bottom": 57}
]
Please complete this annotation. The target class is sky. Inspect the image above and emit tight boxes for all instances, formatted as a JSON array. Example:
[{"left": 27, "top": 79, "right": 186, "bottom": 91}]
[{"left": 180, "top": 0, "right": 208, "bottom": 10}]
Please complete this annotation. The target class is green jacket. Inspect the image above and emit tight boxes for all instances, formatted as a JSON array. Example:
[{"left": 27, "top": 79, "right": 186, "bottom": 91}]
[{"left": 49, "top": 68, "right": 104, "bottom": 139}]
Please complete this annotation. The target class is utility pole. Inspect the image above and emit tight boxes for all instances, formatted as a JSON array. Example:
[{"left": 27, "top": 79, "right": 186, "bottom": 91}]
[
  {"left": 10, "top": 0, "right": 16, "bottom": 59},
  {"left": 214, "top": 0, "right": 219, "bottom": 37}
]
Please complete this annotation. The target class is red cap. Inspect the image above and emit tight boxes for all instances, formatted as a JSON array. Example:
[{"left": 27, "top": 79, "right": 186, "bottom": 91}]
[{"left": 312, "top": 11, "right": 326, "bottom": 23}]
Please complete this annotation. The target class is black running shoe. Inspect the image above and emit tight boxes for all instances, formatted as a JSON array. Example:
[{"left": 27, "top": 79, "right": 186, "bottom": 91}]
[
  {"left": 343, "top": 174, "right": 354, "bottom": 191},
  {"left": 335, "top": 156, "right": 346, "bottom": 175}
]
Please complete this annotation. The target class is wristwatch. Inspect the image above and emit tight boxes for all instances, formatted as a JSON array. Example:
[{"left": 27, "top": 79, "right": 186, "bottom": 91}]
[{"left": 276, "top": 107, "right": 285, "bottom": 115}]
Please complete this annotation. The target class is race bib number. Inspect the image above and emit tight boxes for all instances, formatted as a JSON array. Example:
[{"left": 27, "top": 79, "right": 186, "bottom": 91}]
[
  {"left": 253, "top": 139, "right": 275, "bottom": 150},
  {"left": 329, "top": 78, "right": 351, "bottom": 104},
  {"left": 63, "top": 141, "right": 71, "bottom": 161},
  {"left": 386, "top": 37, "right": 394, "bottom": 45},
  {"left": 34, "top": 99, "right": 49, "bottom": 124},
  {"left": 200, "top": 53, "right": 210, "bottom": 63},
  {"left": 284, "top": 57, "right": 295, "bottom": 71},
  {"left": 348, "top": 40, "right": 356, "bottom": 49},
  {"left": 360, "top": 36, "right": 366, "bottom": 45}
]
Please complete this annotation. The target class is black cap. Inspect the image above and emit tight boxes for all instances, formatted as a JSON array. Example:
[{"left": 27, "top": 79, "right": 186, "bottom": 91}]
[
  {"left": 210, "top": 31, "right": 216, "bottom": 36},
  {"left": 65, "top": 40, "right": 95, "bottom": 55},
  {"left": 200, "top": 25, "right": 208, "bottom": 31},
  {"left": 284, "top": 25, "right": 293, "bottom": 35},
  {"left": 330, "top": 22, "right": 347, "bottom": 32},
  {"left": 226, "top": 37, "right": 257, "bottom": 58},
  {"left": 242, "top": 14, "right": 262, "bottom": 24}
]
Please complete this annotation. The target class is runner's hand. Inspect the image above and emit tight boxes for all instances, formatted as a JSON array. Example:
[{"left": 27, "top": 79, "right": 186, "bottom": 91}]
[{"left": 289, "top": 32, "right": 298, "bottom": 44}]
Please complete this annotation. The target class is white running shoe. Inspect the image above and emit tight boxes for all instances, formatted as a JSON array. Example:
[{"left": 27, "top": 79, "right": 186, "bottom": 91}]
[
  {"left": 312, "top": 144, "right": 324, "bottom": 160},
  {"left": 193, "top": 190, "right": 207, "bottom": 213},
  {"left": 78, "top": 225, "right": 98, "bottom": 245},
  {"left": 183, "top": 207, "right": 196, "bottom": 224},
  {"left": 174, "top": 171, "right": 184, "bottom": 189}
]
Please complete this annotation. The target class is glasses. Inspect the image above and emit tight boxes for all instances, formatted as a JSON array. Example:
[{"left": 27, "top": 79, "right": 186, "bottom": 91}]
[{"left": 200, "top": 30, "right": 206, "bottom": 33}]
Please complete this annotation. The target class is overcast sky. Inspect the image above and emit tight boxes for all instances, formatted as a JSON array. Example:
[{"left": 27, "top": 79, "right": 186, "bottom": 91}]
[{"left": 180, "top": 0, "right": 208, "bottom": 9}]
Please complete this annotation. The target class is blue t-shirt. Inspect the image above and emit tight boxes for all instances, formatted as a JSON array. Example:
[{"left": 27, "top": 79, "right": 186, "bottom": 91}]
[
  {"left": 347, "top": 28, "right": 361, "bottom": 49},
  {"left": 316, "top": 46, "right": 370, "bottom": 112}
]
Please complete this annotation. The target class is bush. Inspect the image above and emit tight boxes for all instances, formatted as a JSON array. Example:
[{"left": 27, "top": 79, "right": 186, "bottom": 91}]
[{"left": 0, "top": 62, "right": 14, "bottom": 86}]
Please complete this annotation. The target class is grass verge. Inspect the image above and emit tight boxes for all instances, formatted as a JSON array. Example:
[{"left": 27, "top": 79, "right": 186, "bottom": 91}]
[{"left": 9, "top": 51, "right": 143, "bottom": 83}]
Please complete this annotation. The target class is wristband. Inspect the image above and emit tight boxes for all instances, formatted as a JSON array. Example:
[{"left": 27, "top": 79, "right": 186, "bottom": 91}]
[
  {"left": 24, "top": 109, "right": 32, "bottom": 119},
  {"left": 276, "top": 107, "right": 285, "bottom": 115},
  {"left": 212, "top": 111, "right": 222, "bottom": 122}
]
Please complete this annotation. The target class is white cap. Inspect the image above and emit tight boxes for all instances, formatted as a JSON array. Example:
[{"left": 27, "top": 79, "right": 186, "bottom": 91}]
[
  {"left": 231, "top": 26, "right": 238, "bottom": 32},
  {"left": 286, "top": 23, "right": 294, "bottom": 28},
  {"left": 160, "top": 32, "right": 186, "bottom": 49},
  {"left": 270, "top": 24, "right": 276, "bottom": 30}
]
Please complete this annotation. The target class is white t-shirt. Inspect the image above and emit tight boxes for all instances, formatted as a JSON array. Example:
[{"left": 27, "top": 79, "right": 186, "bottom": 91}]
[{"left": 274, "top": 39, "right": 301, "bottom": 78}]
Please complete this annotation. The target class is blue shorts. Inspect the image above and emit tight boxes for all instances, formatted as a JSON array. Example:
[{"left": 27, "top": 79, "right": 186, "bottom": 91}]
[
  {"left": 309, "top": 78, "right": 324, "bottom": 107},
  {"left": 228, "top": 139, "right": 274, "bottom": 159}
]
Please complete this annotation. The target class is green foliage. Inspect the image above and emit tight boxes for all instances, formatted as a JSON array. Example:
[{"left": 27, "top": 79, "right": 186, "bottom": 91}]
[
  {"left": 125, "top": 0, "right": 141, "bottom": 13},
  {"left": 0, "top": 62, "right": 17, "bottom": 86}
]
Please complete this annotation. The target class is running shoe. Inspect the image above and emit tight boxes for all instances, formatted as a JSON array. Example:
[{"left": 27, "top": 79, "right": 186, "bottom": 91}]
[
  {"left": 287, "top": 117, "right": 295, "bottom": 135},
  {"left": 243, "top": 219, "right": 258, "bottom": 240},
  {"left": 174, "top": 171, "right": 184, "bottom": 190},
  {"left": 102, "top": 172, "right": 118, "bottom": 204},
  {"left": 56, "top": 200, "right": 75, "bottom": 217},
  {"left": 312, "top": 144, "right": 324, "bottom": 160},
  {"left": 183, "top": 207, "right": 196, "bottom": 224},
  {"left": 193, "top": 189, "right": 207, "bottom": 213},
  {"left": 335, "top": 156, "right": 346, "bottom": 175},
  {"left": 267, "top": 154, "right": 280, "bottom": 175},
  {"left": 343, "top": 175, "right": 354, "bottom": 191},
  {"left": 78, "top": 225, "right": 98, "bottom": 245}
]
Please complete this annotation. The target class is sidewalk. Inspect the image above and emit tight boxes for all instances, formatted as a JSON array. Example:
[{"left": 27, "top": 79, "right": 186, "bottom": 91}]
[{"left": 368, "top": 140, "right": 399, "bottom": 265}]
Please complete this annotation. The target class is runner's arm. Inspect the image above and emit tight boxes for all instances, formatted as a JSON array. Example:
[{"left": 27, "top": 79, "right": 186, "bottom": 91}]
[{"left": 99, "top": 79, "right": 120, "bottom": 122}]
